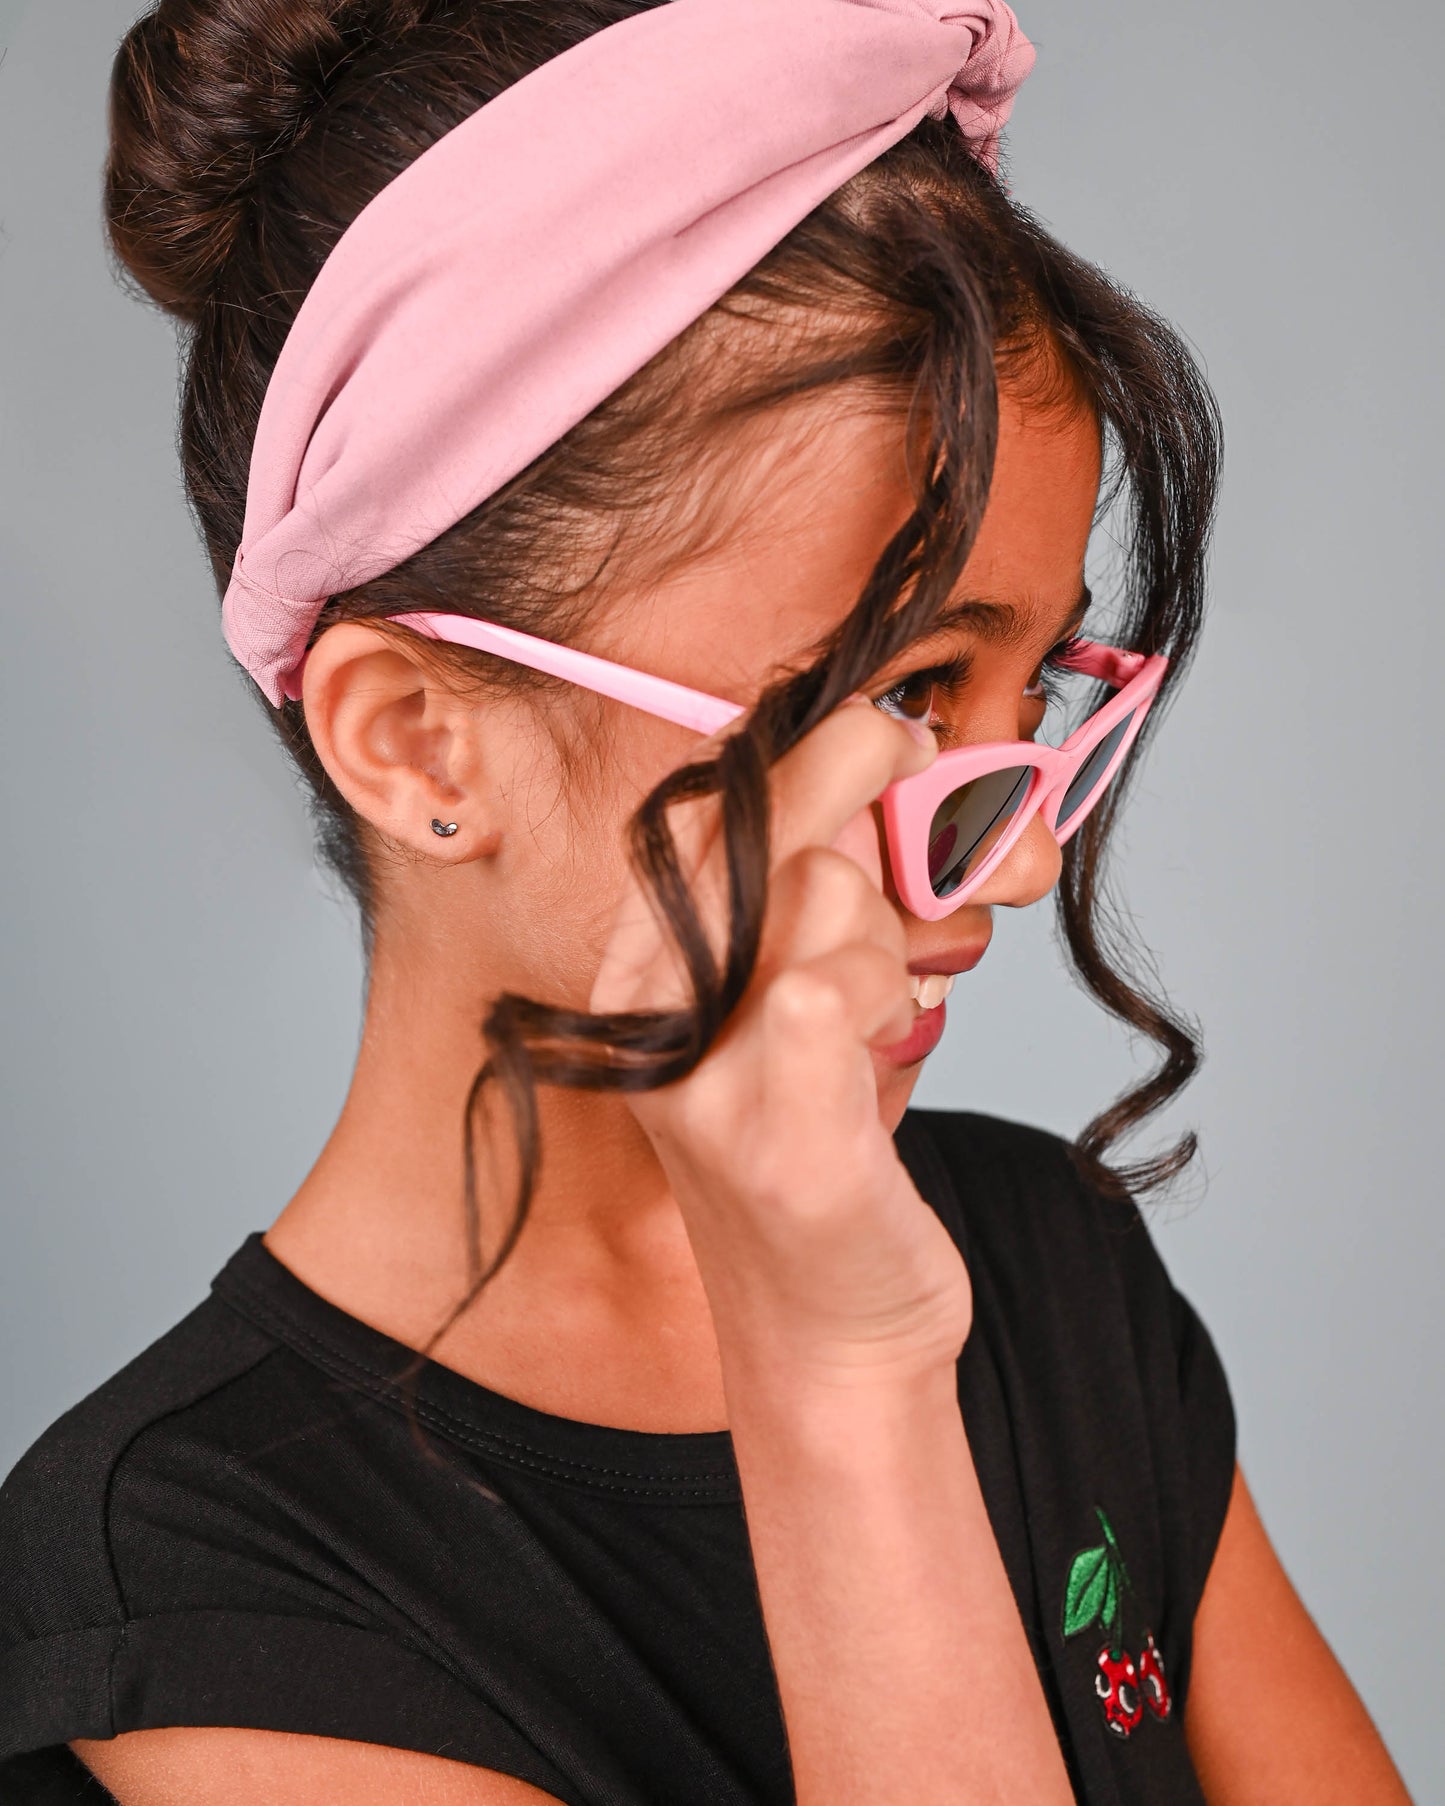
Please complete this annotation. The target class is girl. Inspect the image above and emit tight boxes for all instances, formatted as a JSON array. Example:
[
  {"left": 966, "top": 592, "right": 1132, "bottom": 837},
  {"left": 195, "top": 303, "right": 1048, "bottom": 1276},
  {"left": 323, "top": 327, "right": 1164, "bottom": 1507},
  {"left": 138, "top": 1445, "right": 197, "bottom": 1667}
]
[{"left": 0, "top": 2, "right": 1414, "bottom": 1802}]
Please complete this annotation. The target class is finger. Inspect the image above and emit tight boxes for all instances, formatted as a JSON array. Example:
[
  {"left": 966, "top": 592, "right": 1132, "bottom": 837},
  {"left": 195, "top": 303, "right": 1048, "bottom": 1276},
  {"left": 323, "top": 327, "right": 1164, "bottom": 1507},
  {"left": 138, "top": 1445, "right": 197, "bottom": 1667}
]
[
  {"left": 759, "top": 845, "right": 907, "bottom": 982},
  {"left": 608, "top": 699, "right": 924, "bottom": 1002},
  {"left": 759, "top": 941, "right": 917, "bottom": 1071},
  {"left": 592, "top": 699, "right": 930, "bottom": 1017},
  {"left": 650, "top": 695, "right": 930, "bottom": 892},
  {"left": 767, "top": 696, "right": 936, "bottom": 874}
]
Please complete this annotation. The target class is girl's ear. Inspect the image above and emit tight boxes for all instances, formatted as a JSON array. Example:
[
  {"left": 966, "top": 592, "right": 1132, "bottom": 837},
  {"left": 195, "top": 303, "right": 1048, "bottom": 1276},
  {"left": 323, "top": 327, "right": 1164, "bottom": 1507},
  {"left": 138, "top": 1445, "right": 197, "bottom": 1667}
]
[{"left": 298, "top": 621, "right": 503, "bottom": 861}]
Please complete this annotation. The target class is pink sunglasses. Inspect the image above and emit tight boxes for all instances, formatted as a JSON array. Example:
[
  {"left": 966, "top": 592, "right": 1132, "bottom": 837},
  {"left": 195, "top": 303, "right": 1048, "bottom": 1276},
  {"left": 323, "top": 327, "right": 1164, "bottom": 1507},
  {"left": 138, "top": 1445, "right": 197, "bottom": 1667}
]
[{"left": 368, "top": 613, "right": 1168, "bottom": 922}]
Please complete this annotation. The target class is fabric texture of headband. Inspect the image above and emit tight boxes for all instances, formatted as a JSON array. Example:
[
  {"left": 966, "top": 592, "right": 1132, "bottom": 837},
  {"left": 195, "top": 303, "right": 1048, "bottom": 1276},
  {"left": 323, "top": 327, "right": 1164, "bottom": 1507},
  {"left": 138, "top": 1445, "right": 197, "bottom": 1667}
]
[{"left": 221, "top": 0, "right": 1035, "bottom": 706}]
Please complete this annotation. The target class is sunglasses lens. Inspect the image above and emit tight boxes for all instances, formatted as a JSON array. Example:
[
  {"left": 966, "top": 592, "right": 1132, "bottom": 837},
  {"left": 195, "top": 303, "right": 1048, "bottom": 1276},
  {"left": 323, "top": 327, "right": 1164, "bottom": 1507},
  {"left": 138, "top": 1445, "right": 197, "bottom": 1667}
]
[
  {"left": 927, "top": 765, "right": 1033, "bottom": 899},
  {"left": 1056, "top": 710, "right": 1137, "bottom": 829}
]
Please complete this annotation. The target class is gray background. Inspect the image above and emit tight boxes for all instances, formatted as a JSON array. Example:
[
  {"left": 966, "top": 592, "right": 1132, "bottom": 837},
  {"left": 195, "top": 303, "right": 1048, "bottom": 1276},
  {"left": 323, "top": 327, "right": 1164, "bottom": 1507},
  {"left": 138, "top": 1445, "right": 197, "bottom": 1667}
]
[{"left": 2, "top": 2, "right": 1439, "bottom": 1795}]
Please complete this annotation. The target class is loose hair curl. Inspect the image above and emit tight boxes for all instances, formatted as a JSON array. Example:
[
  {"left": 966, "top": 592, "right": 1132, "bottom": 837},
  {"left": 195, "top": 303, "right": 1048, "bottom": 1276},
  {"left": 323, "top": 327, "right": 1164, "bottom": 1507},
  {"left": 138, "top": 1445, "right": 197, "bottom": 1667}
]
[{"left": 107, "top": 0, "right": 1222, "bottom": 1350}]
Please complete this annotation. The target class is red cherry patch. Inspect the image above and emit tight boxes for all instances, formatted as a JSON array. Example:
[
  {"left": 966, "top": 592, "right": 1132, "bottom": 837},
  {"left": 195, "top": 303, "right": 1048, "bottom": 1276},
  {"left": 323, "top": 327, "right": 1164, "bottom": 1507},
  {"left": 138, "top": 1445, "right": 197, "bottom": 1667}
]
[
  {"left": 1063, "top": 1507, "right": 1171, "bottom": 1742},
  {"left": 1137, "top": 1631, "right": 1172, "bottom": 1720},
  {"left": 1095, "top": 1646, "right": 1143, "bottom": 1738}
]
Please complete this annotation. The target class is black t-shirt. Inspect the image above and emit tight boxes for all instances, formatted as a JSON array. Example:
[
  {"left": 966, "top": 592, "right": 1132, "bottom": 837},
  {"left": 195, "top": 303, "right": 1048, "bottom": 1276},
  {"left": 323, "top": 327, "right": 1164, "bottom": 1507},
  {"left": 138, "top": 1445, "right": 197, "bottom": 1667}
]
[{"left": 0, "top": 1109, "right": 1236, "bottom": 1805}]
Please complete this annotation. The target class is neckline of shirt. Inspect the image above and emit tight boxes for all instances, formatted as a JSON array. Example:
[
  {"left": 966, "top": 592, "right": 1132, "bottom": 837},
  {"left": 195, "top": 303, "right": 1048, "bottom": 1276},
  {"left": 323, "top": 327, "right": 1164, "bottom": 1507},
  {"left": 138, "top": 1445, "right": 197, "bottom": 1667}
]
[
  {"left": 206, "top": 1113, "right": 961, "bottom": 1505},
  {"left": 211, "top": 1232, "right": 745, "bottom": 1502}
]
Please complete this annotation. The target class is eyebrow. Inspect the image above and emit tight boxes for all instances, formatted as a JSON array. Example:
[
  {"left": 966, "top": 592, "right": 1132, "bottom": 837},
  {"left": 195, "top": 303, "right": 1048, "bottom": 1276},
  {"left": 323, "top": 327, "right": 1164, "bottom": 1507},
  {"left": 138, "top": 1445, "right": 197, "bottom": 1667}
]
[{"left": 927, "top": 582, "right": 1094, "bottom": 651}]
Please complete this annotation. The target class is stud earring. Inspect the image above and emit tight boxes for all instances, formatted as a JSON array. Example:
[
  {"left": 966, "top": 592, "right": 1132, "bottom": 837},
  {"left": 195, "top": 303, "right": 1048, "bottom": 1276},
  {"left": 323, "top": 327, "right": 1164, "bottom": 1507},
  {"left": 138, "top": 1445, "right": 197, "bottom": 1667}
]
[{"left": 430, "top": 818, "right": 459, "bottom": 837}]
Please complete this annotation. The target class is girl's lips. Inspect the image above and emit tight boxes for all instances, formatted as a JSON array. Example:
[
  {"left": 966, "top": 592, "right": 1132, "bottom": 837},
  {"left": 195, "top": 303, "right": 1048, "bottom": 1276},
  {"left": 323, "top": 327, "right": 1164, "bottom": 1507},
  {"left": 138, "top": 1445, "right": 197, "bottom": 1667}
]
[
  {"left": 876, "top": 935, "right": 992, "bottom": 1067},
  {"left": 875, "top": 995, "right": 949, "bottom": 1066}
]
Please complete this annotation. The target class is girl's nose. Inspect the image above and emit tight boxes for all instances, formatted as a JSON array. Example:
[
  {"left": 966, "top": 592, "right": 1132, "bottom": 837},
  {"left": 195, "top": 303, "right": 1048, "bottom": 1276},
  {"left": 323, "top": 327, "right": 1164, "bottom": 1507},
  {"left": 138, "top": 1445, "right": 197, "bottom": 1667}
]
[{"left": 966, "top": 809, "right": 1063, "bottom": 909}]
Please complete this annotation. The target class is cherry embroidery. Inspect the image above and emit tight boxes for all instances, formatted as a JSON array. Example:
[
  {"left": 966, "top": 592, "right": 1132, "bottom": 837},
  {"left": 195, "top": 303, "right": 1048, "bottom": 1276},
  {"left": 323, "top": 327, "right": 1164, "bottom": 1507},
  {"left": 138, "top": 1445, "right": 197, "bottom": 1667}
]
[
  {"left": 1137, "top": 1631, "right": 1173, "bottom": 1720},
  {"left": 1095, "top": 1646, "right": 1143, "bottom": 1737},
  {"left": 1062, "top": 1506, "right": 1171, "bottom": 1740}
]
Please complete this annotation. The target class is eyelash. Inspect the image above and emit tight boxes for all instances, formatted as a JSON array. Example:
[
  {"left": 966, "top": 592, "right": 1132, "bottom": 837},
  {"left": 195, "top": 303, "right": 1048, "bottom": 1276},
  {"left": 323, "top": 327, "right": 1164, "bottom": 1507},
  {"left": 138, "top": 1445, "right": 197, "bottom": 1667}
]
[
  {"left": 873, "top": 635, "right": 1086, "bottom": 730},
  {"left": 1028, "top": 634, "right": 1088, "bottom": 706}
]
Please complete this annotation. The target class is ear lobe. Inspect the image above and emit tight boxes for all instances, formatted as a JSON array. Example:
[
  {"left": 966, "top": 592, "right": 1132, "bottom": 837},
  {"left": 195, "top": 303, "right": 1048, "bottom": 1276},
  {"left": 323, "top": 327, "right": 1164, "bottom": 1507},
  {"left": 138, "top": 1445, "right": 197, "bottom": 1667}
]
[{"left": 297, "top": 619, "right": 503, "bottom": 860}]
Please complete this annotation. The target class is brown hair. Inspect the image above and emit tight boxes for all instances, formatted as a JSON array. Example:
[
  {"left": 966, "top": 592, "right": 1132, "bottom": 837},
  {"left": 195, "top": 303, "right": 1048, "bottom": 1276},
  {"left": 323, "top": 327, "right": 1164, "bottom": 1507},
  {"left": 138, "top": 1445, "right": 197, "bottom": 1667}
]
[{"left": 106, "top": 0, "right": 1222, "bottom": 1345}]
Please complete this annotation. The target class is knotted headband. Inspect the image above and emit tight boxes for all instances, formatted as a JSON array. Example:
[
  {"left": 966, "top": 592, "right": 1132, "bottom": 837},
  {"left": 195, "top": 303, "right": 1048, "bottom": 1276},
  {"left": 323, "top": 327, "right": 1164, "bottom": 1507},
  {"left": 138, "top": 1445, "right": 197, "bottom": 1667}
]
[{"left": 222, "top": 0, "right": 1035, "bottom": 706}]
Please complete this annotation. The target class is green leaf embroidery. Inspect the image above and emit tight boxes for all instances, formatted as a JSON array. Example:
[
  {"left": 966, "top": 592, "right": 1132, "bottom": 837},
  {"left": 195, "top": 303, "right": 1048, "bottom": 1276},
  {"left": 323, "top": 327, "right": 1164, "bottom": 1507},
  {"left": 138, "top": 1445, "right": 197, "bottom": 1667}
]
[
  {"left": 1062, "top": 1543, "right": 1111, "bottom": 1638},
  {"left": 1062, "top": 1508, "right": 1133, "bottom": 1650}
]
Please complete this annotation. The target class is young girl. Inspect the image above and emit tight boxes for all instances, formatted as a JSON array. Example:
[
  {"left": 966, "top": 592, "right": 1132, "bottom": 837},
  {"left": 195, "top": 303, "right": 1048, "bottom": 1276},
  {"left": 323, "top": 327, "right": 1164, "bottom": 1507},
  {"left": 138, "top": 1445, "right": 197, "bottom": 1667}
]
[{"left": 0, "top": 2, "right": 1414, "bottom": 1802}]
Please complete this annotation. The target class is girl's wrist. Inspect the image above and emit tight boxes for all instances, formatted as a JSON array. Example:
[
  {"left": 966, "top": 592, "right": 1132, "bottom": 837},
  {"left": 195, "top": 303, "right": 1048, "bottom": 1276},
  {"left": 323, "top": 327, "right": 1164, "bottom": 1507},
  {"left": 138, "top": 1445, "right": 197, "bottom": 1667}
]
[{"left": 718, "top": 1340, "right": 963, "bottom": 1460}]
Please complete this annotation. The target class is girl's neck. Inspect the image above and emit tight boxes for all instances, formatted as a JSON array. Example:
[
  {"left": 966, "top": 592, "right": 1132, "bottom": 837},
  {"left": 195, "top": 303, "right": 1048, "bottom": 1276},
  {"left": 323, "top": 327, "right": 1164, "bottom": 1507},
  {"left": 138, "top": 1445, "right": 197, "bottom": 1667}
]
[{"left": 263, "top": 947, "right": 732, "bottom": 1431}]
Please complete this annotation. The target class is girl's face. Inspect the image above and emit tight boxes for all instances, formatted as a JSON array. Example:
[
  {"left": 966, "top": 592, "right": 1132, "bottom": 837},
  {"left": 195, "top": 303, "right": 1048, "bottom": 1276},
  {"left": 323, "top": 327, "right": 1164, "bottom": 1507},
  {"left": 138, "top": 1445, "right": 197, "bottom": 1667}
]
[{"left": 312, "top": 373, "right": 1103, "bottom": 1123}]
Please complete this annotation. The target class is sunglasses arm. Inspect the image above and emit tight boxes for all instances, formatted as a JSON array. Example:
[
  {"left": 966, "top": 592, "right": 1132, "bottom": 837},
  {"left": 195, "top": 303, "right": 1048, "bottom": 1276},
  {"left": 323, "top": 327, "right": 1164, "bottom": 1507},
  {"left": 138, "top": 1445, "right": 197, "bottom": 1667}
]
[
  {"left": 1054, "top": 640, "right": 1152, "bottom": 688},
  {"left": 391, "top": 612, "right": 744, "bottom": 737}
]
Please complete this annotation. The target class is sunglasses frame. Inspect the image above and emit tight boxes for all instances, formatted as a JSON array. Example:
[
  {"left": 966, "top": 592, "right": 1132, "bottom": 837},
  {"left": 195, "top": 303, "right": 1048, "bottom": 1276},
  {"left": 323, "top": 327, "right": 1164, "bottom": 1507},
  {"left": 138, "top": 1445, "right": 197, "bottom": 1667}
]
[
  {"left": 366, "top": 612, "right": 1167, "bottom": 922},
  {"left": 880, "top": 639, "right": 1166, "bottom": 918}
]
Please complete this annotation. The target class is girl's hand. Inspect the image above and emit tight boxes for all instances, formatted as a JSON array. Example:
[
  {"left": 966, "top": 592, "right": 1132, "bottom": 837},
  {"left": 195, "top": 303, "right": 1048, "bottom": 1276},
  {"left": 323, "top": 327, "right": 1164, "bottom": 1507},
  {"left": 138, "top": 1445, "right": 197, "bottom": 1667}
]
[{"left": 589, "top": 698, "right": 974, "bottom": 1389}]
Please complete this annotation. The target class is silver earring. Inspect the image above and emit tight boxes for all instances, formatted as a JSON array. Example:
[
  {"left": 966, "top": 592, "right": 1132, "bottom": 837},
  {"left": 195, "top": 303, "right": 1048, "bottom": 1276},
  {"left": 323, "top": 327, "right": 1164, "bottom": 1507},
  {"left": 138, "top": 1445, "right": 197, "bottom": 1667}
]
[{"left": 430, "top": 818, "right": 459, "bottom": 837}]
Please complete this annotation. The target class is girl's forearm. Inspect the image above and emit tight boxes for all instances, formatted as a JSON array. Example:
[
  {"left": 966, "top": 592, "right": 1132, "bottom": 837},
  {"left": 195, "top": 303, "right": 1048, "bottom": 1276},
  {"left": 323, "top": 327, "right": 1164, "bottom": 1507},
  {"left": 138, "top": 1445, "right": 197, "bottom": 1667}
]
[{"left": 722, "top": 1359, "right": 1074, "bottom": 1806}]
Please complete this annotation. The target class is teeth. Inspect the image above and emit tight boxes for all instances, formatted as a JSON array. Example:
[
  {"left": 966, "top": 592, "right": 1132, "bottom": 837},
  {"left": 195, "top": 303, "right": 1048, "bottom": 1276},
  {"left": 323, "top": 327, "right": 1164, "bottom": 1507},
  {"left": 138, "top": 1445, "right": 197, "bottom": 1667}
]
[{"left": 908, "top": 973, "right": 956, "bottom": 1010}]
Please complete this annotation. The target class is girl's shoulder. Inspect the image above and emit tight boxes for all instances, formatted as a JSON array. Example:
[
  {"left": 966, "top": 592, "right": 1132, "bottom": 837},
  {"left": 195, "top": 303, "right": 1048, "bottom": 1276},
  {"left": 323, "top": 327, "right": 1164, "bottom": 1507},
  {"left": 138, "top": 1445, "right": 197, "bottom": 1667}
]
[
  {"left": 897, "top": 1107, "right": 1235, "bottom": 1455},
  {"left": 0, "top": 1246, "right": 571, "bottom": 1798},
  {"left": 0, "top": 1279, "right": 305, "bottom": 1706},
  {"left": 0, "top": 1286, "right": 280, "bottom": 1655},
  {"left": 899, "top": 1105, "right": 1203, "bottom": 1327},
  {"left": 900, "top": 1106, "right": 1236, "bottom": 1745}
]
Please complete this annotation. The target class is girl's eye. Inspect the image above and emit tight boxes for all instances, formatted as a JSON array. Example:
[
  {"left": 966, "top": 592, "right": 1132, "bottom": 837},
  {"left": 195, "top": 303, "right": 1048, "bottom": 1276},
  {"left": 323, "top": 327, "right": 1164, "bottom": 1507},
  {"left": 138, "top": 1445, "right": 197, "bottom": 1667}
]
[
  {"left": 871, "top": 652, "right": 972, "bottom": 729},
  {"left": 871, "top": 637, "right": 1086, "bottom": 726},
  {"left": 872, "top": 670, "right": 938, "bottom": 723}
]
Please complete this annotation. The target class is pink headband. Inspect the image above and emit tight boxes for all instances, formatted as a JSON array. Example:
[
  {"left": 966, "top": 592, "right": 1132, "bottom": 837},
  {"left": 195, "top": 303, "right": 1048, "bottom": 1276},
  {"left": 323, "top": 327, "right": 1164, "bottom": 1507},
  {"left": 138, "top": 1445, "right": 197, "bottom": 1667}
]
[{"left": 222, "top": 0, "right": 1035, "bottom": 706}]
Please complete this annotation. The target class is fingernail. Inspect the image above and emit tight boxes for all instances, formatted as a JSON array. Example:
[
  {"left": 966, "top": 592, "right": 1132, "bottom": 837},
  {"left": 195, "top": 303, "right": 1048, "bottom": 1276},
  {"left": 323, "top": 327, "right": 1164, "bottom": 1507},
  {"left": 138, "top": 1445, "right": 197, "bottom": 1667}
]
[{"left": 901, "top": 717, "right": 935, "bottom": 750}]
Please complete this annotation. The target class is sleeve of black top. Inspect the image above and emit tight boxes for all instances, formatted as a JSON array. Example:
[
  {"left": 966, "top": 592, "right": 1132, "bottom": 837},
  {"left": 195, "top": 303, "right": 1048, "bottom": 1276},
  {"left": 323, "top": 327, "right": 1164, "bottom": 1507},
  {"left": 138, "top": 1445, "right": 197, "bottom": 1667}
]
[
  {"left": 1165, "top": 1273, "right": 1239, "bottom": 1594},
  {"left": 907, "top": 1110, "right": 1239, "bottom": 1626},
  {"left": 1078, "top": 1145, "right": 1239, "bottom": 1603},
  {"left": 0, "top": 1304, "right": 578, "bottom": 1804}
]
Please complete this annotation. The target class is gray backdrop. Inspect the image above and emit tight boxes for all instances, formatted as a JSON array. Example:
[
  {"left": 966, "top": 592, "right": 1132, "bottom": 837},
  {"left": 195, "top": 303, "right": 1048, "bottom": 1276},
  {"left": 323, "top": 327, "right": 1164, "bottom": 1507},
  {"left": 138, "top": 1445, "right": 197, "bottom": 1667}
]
[{"left": 2, "top": 2, "right": 1439, "bottom": 1795}]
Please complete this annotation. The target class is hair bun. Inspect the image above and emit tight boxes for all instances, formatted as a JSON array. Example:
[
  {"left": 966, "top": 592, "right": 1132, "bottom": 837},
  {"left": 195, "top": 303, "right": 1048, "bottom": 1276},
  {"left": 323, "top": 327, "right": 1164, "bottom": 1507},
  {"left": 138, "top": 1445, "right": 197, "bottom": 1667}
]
[{"left": 105, "top": 0, "right": 435, "bottom": 323}]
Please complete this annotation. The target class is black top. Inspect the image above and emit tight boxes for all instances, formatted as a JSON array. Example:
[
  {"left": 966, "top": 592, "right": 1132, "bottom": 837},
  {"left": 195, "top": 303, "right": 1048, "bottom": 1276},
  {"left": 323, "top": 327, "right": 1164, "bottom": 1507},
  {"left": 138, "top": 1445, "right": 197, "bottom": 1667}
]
[{"left": 0, "top": 1110, "right": 1235, "bottom": 1805}]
